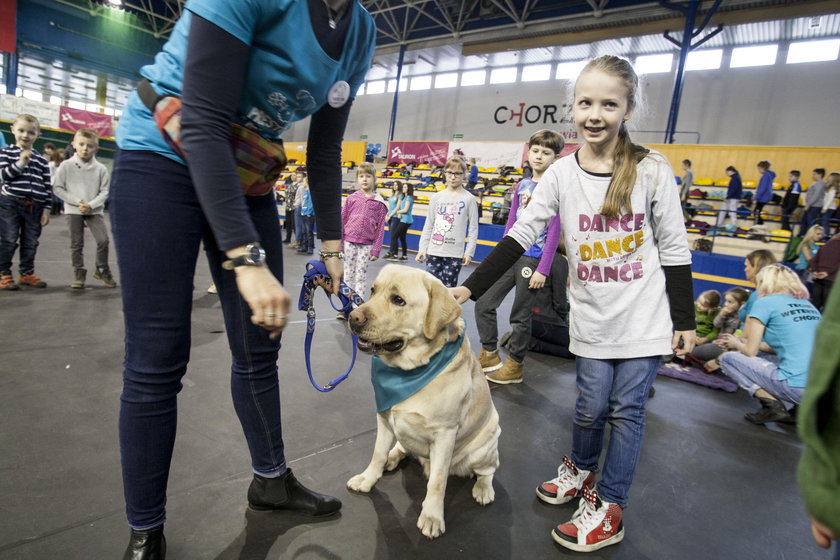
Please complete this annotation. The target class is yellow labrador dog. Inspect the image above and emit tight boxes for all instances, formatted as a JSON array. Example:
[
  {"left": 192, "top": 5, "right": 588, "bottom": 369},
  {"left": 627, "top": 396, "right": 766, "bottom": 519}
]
[{"left": 346, "top": 265, "right": 501, "bottom": 539}]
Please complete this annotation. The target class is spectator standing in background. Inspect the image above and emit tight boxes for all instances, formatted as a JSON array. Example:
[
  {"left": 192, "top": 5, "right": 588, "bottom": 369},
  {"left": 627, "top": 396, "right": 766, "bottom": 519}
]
[
  {"left": 680, "top": 159, "right": 693, "bottom": 205},
  {"left": 799, "top": 168, "right": 825, "bottom": 236}
]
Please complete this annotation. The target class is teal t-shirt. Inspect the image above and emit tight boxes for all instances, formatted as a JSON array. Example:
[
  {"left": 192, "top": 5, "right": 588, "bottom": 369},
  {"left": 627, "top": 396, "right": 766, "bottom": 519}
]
[
  {"left": 749, "top": 293, "right": 821, "bottom": 388},
  {"left": 740, "top": 289, "right": 757, "bottom": 322},
  {"left": 399, "top": 195, "right": 414, "bottom": 224},
  {"left": 797, "top": 242, "right": 819, "bottom": 271},
  {"left": 117, "top": 0, "right": 376, "bottom": 162}
]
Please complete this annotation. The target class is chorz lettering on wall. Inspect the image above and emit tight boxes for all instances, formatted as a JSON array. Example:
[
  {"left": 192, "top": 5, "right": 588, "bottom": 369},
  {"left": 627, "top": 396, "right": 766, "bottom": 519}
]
[{"left": 494, "top": 102, "right": 578, "bottom": 139}]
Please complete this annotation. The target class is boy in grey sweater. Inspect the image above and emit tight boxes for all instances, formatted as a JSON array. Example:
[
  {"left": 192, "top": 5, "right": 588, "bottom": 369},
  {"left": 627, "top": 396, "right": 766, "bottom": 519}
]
[{"left": 52, "top": 128, "right": 114, "bottom": 288}]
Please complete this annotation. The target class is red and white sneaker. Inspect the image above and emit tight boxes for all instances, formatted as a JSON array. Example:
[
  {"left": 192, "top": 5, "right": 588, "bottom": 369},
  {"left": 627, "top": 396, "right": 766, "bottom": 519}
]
[
  {"left": 552, "top": 487, "right": 624, "bottom": 552},
  {"left": 536, "top": 456, "right": 595, "bottom": 505}
]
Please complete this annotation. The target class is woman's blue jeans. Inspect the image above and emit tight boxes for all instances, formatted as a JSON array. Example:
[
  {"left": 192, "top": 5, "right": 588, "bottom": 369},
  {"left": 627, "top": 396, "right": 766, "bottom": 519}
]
[
  {"left": 110, "top": 150, "right": 288, "bottom": 529},
  {"left": 571, "top": 356, "right": 660, "bottom": 508}
]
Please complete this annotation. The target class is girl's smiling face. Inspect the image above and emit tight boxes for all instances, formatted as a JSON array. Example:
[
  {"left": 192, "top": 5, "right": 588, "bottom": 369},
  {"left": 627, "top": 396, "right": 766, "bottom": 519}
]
[{"left": 573, "top": 69, "right": 633, "bottom": 152}]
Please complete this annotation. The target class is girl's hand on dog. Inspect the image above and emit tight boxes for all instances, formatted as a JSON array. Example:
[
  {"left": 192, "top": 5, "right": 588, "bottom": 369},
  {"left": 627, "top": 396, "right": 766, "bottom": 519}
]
[
  {"left": 234, "top": 266, "right": 290, "bottom": 339},
  {"left": 449, "top": 286, "right": 471, "bottom": 304}
]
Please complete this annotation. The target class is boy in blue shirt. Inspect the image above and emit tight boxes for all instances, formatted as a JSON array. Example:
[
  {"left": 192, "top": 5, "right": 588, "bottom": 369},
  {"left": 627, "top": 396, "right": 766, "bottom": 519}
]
[
  {"left": 475, "top": 129, "right": 563, "bottom": 384},
  {"left": 0, "top": 114, "right": 52, "bottom": 290}
]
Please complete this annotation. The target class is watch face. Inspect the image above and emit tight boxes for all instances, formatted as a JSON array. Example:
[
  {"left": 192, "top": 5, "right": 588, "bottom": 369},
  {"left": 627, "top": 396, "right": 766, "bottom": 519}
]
[{"left": 246, "top": 244, "right": 266, "bottom": 265}]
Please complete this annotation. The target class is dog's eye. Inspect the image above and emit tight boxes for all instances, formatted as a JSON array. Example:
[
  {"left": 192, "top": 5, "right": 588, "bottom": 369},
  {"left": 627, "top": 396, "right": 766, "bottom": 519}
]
[
  {"left": 370, "top": 286, "right": 376, "bottom": 295},
  {"left": 390, "top": 294, "right": 405, "bottom": 306}
]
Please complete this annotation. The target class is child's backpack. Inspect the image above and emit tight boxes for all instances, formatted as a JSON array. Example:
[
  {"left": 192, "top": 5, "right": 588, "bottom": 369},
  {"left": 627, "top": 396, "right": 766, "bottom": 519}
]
[{"left": 783, "top": 236, "right": 804, "bottom": 263}]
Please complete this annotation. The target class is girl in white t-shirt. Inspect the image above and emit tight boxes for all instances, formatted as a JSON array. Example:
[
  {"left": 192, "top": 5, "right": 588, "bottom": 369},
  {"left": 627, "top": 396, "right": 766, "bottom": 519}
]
[{"left": 453, "top": 55, "right": 694, "bottom": 553}]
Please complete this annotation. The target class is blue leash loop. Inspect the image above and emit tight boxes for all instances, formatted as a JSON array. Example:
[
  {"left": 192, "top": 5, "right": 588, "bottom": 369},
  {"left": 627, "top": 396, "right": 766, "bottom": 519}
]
[{"left": 298, "top": 259, "right": 366, "bottom": 392}]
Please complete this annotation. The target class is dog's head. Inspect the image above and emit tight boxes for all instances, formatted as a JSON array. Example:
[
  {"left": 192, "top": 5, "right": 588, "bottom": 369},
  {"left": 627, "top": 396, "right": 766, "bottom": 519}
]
[{"left": 348, "top": 265, "right": 462, "bottom": 369}]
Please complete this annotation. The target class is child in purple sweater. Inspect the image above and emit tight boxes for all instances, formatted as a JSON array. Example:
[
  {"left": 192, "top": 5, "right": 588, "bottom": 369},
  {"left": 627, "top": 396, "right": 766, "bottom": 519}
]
[
  {"left": 341, "top": 162, "right": 388, "bottom": 304},
  {"left": 475, "top": 129, "right": 564, "bottom": 384}
]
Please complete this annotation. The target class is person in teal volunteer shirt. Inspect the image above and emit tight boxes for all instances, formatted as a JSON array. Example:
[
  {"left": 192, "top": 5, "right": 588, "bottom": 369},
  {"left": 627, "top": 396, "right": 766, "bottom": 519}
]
[
  {"left": 718, "top": 264, "right": 821, "bottom": 425},
  {"left": 110, "top": 1, "right": 375, "bottom": 558}
]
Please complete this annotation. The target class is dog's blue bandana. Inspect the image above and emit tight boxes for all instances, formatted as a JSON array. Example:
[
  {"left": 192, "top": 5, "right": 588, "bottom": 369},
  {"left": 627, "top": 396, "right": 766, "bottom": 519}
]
[{"left": 371, "top": 333, "right": 465, "bottom": 412}]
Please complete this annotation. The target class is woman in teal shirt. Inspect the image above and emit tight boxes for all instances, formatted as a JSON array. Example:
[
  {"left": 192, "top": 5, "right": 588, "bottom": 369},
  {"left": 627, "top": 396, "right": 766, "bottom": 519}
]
[
  {"left": 718, "top": 264, "right": 821, "bottom": 425},
  {"left": 112, "top": 1, "right": 376, "bottom": 557},
  {"left": 385, "top": 182, "right": 414, "bottom": 261}
]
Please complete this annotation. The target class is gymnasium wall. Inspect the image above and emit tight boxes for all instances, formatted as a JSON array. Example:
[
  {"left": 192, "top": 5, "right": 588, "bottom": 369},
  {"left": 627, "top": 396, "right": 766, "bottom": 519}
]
[{"left": 287, "top": 56, "right": 840, "bottom": 149}]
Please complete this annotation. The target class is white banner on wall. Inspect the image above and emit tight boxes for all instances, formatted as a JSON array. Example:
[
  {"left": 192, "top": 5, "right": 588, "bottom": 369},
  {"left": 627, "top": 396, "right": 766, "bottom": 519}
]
[
  {"left": 0, "top": 94, "right": 61, "bottom": 129},
  {"left": 448, "top": 141, "right": 526, "bottom": 168}
]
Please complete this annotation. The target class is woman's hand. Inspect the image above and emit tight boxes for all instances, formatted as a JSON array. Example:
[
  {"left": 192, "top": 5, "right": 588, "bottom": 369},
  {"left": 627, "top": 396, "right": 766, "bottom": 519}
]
[
  {"left": 528, "top": 271, "right": 546, "bottom": 290},
  {"left": 449, "top": 286, "right": 471, "bottom": 304},
  {"left": 672, "top": 330, "right": 696, "bottom": 356},
  {"left": 234, "top": 266, "right": 290, "bottom": 339},
  {"left": 317, "top": 239, "right": 343, "bottom": 296},
  {"left": 717, "top": 333, "right": 741, "bottom": 350},
  {"left": 810, "top": 517, "right": 836, "bottom": 548}
]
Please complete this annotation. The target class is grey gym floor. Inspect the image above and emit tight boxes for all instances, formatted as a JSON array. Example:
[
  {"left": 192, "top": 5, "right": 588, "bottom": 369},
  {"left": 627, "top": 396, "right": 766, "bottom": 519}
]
[{"left": 0, "top": 214, "right": 832, "bottom": 560}]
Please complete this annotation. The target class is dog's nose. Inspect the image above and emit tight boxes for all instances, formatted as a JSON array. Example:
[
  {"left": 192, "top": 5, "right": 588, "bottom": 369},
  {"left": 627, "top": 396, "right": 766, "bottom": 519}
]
[{"left": 348, "top": 307, "right": 366, "bottom": 327}]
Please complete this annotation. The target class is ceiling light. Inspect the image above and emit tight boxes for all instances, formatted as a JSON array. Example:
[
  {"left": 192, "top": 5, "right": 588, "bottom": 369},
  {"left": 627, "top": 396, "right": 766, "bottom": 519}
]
[{"left": 108, "top": 0, "right": 123, "bottom": 6}]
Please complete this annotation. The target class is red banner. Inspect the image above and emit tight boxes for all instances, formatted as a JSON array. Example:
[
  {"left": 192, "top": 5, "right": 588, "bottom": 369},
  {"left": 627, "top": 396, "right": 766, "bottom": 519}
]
[
  {"left": 0, "top": 0, "right": 16, "bottom": 53},
  {"left": 387, "top": 141, "right": 449, "bottom": 166},
  {"left": 59, "top": 107, "right": 114, "bottom": 137}
]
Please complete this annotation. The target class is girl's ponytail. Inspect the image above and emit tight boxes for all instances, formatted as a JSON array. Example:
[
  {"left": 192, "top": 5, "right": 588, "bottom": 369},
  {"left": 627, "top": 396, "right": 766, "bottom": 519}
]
[{"left": 601, "top": 124, "right": 649, "bottom": 219}]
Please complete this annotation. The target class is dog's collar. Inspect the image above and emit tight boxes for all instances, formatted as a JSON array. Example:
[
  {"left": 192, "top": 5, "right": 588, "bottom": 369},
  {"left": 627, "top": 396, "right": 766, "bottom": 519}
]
[{"left": 370, "top": 332, "right": 465, "bottom": 413}]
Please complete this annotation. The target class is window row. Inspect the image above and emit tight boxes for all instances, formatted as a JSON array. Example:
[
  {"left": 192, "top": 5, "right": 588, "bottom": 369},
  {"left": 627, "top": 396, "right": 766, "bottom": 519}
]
[
  {"left": 359, "top": 38, "right": 840, "bottom": 95},
  {"left": 8, "top": 89, "right": 124, "bottom": 117}
]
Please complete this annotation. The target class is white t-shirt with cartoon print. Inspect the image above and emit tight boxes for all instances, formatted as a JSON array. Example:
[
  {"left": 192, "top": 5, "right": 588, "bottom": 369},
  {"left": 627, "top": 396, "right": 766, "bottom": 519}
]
[{"left": 418, "top": 188, "right": 479, "bottom": 259}]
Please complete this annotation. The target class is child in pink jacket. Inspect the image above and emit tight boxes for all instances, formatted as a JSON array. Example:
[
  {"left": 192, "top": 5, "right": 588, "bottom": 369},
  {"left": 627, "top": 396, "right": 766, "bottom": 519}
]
[{"left": 341, "top": 162, "right": 388, "bottom": 305}]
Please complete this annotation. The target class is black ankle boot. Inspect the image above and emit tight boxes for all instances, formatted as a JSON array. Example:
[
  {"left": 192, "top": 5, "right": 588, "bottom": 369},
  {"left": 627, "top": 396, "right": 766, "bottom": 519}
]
[
  {"left": 745, "top": 397, "right": 792, "bottom": 425},
  {"left": 247, "top": 469, "right": 341, "bottom": 516},
  {"left": 122, "top": 525, "right": 166, "bottom": 560}
]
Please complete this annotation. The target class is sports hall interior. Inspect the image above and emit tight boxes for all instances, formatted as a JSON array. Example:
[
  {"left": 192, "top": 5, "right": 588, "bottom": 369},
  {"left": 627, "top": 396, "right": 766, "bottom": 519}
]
[{"left": 1, "top": 0, "right": 839, "bottom": 558}]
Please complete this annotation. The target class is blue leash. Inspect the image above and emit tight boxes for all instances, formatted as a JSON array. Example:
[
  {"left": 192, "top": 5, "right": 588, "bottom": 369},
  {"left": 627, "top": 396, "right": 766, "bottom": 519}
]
[{"left": 298, "top": 259, "right": 366, "bottom": 392}]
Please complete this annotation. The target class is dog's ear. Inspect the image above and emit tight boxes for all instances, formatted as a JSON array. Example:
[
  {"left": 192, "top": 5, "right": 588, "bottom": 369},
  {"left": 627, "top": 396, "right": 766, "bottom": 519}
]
[{"left": 423, "top": 274, "right": 462, "bottom": 339}]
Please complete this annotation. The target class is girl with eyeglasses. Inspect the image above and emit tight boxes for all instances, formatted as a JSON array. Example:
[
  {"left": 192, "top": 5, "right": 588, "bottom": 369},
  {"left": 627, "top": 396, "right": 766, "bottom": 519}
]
[{"left": 416, "top": 156, "right": 479, "bottom": 287}]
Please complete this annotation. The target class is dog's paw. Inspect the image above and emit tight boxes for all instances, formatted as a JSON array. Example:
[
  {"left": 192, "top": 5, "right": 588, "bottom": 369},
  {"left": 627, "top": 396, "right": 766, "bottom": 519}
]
[
  {"left": 417, "top": 509, "right": 445, "bottom": 539},
  {"left": 385, "top": 444, "right": 406, "bottom": 471},
  {"left": 346, "top": 473, "right": 377, "bottom": 493},
  {"left": 472, "top": 478, "right": 495, "bottom": 505}
]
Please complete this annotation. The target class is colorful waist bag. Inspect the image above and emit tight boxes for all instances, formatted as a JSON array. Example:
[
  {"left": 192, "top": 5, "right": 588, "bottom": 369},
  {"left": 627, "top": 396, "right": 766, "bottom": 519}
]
[{"left": 137, "top": 78, "right": 286, "bottom": 196}]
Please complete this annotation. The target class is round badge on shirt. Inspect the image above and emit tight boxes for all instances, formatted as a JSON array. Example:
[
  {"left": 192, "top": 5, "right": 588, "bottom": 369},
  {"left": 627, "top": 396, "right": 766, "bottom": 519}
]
[
  {"left": 521, "top": 267, "right": 533, "bottom": 279},
  {"left": 327, "top": 81, "right": 351, "bottom": 108}
]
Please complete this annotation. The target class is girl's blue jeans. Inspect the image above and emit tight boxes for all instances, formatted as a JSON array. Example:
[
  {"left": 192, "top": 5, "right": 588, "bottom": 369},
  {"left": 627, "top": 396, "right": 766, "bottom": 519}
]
[
  {"left": 110, "top": 150, "right": 288, "bottom": 529},
  {"left": 571, "top": 355, "right": 660, "bottom": 509}
]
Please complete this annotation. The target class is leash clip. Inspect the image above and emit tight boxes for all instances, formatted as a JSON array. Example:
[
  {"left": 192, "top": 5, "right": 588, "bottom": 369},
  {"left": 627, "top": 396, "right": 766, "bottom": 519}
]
[{"left": 297, "top": 260, "right": 365, "bottom": 392}]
